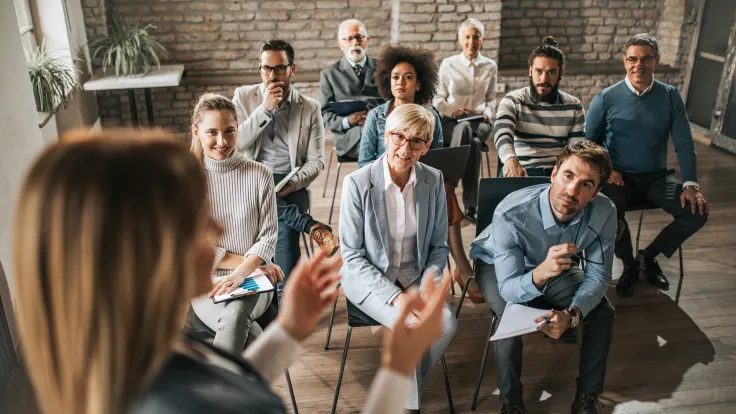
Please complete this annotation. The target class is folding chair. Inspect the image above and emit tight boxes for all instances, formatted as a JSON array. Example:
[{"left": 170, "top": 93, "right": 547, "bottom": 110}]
[
  {"left": 322, "top": 147, "right": 358, "bottom": 224},
  {"left": 624, "top": 169, "right": 685, "bottom": 303},
  {"left": 331, "top": 299, "right": 454, "bottom": 414},
  {"left": 453, "top": 177, "right": 583, "bottom": 410}
]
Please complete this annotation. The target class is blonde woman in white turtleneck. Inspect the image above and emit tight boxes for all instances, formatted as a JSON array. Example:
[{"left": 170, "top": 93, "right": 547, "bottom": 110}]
[{"left": 189, "top": 93, "right": 281, "bottom": 354}]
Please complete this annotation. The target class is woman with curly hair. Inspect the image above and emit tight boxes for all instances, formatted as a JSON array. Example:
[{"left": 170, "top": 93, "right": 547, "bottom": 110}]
[{"left": 358, "top": 44, "right": 482, "bottom": 303}]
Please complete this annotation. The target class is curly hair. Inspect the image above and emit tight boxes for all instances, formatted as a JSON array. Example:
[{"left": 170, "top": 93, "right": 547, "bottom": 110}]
[{"left": 375, "top": 44, "right": 438, "bottom": 105}]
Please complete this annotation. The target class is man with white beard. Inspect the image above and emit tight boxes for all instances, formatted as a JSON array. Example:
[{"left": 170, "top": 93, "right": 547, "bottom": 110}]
[{"left": 319, "top": 19, "right": 383, "bottom": 159}]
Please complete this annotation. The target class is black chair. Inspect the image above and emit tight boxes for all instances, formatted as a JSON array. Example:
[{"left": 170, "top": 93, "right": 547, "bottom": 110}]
[
  {"left": 623, "top": 169, "right": 685, "bottom": 303},
  {"left": 322, "top": 148, "right": 358, "bottom": 224},
  {"left": 453, "top": 177, "right": 584, "bottom": 410},
  {"left": 331, "top": 299, "right": 455, "bottom": 414},
  {"left": 187, "top": 301, "right": 299, "bottom": 414}
]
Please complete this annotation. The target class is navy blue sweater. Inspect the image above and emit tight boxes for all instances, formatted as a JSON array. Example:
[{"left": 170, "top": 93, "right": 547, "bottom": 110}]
[{"left": 585, "top": 80, "right": 697, "bottom": 183}]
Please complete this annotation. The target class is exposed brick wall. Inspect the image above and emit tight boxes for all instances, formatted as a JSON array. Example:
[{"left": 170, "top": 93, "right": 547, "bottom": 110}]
[{"left": 398, "top": 0, "right": 501, "bottom": 61}]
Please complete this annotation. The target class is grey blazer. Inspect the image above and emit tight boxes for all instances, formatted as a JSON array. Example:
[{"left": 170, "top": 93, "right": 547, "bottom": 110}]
[
  {"left": 233, "top": 84, "right": 325, "bottom": 191},
  {"left": 338, "top": 155, "right": 450, "bottom": 305},
  {"left": 319, "top": 57, "right": 381, "bottom": 156}
]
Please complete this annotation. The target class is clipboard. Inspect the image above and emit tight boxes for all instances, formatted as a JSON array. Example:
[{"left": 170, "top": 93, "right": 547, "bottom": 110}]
[
  {"left": 275, "top": 167, "right": 301, "bottom": 192},
  {"left": 419, "top": 146, "right": 471, "bottom": 181},
  {"left": 456, "top": 114, "right": 485, "bottom": 123},
  {"left": 212, "top": 274, "right": 275, "bottom": 304},
  {"left": 330, "top": 100, "right": 368, "bottom": 116}
]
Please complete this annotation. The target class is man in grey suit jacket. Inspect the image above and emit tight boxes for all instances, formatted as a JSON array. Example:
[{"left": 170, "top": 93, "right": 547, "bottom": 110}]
[
  {"left": 233, "top": 39, "right": 338, "bottom": 279},
  {"left": 319, "top": 19, "right": 383, "bottom": 159}
]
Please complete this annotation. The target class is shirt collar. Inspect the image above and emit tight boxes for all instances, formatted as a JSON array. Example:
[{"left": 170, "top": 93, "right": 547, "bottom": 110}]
[
  {"left": 539, "top": 186, "right": 585, "bottom": 229},
  {"left": 347, "top": 56, "right": 367, "bottom": 68},
  {"left": 625, "top": 75, "right": 655, "bottom": 96},
  {"left": 460, "top": 53, "right": 483, "bottom": 66},
  {"left": 382, "top": 155, "right": 417, "bottom": 191}
]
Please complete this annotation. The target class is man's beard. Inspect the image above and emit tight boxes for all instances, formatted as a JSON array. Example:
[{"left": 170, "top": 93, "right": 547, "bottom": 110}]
[
  {"left": 344, "top": 46, "right": 366, "bottom": 63},
  {"left": 528, "top": 76, "right": 561, "bottom": 104}
]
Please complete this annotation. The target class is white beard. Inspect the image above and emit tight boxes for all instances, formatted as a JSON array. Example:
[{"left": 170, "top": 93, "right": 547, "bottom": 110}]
[{"left": 344, "top": 46, "right": 366, "bottom": 63}]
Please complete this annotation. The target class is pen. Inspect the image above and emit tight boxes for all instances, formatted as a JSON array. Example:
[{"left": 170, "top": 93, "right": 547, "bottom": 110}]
[{"left": 537, "top": 317, "right": 550, "bottom": 330}]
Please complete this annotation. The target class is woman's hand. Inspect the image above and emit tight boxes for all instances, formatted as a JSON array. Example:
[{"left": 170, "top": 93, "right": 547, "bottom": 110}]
[
  {"left": 210, "top": 270, "right": 248, "bottom": 297},
  {"left": 254, "top": 263, "right": 285, "bottom": 285},
  {"left": 380, "top": 273, "right": 452, "bottom": 376},
  {"left": 276, "top": 250, "right": 342, "bottom": 341},
  {"left": 451, "top": 108, "right": 468, "bottom": 119}
]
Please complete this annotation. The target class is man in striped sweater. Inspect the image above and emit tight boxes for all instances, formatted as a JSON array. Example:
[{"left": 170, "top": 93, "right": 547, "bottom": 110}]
[{"left": 493, "top": 37, "right": 586, "bottom": 177}]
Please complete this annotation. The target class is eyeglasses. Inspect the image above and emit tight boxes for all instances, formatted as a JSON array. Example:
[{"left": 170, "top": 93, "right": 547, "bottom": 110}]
[
  {"left": 341, "top": 34, "right": 367, "bottom": 43},
  {"left": 259, "top": 64, "right": 291, "bottom": 75},
  {"left": 565, "top": 223, "right": 605, "bottom": 266},
  {"left": 625, "top": 55, "right": 656, "bottom": 64},
  {"left": 389, "top": 131, "right": 429, "bottom": 150}
]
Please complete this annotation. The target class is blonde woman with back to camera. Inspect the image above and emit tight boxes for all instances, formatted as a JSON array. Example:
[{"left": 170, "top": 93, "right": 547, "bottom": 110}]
[{"left": 12, "top": 127, "right": 453, "bottom": 414}]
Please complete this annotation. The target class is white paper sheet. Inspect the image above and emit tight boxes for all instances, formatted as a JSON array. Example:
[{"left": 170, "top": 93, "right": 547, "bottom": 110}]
[
  {"left": 212, "top": 273, "right": 275, "bottom": 304},
  {"left": 489, "top": 302, "right": 550, "bottom": 341}
]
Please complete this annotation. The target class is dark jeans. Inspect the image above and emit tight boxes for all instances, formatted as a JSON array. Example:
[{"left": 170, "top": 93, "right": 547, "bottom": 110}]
[
  {"left": 441, "top": 119, "right": 491, "bottom": 209},
  {"left": 497, "top": 165, "right": 553, "bottom": 178},
  {"left": 601, "top": 172, "right": 708, "bottom": 265},
  {"left": 272, "top": 173, "right": 317, "bottom": 280},
  {"left": 474, "top": 260, "right": 615, "bottom": 405}
]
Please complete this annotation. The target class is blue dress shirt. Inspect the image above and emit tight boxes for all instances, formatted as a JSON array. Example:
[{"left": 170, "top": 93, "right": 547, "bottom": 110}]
[{"left": 469, "top": 184, "right": 617, "bottom": 316}]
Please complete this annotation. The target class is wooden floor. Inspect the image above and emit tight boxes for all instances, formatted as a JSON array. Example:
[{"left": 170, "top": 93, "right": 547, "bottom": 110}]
[{"left": 2, "top": 139, "right": 736, "bottom": 413}]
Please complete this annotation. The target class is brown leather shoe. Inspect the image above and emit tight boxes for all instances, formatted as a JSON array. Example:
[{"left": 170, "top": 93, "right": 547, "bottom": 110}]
[{"left": 310, "top": 223, "right": 339, "bottom": 257}]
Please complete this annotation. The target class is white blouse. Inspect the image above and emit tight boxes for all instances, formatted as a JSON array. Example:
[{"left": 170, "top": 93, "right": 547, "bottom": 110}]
[{"left": 433, "top": 53, "right": 498, "bottom": 121}]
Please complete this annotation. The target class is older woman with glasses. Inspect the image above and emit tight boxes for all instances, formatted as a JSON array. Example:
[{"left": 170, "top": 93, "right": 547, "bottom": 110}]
[{"left": 340, "top": 103, "right": 457, "bottom": 412}]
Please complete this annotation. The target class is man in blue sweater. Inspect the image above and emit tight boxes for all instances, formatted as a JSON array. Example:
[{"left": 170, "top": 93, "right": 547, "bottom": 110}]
[{"left": 586, "top": 34, "right": 709, "bottom": 297}]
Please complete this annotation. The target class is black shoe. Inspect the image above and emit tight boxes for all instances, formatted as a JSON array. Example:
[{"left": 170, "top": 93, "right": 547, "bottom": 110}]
[
  {"left": 571, "top": 391, "right": 603, "bottom": 414},
  {"left": 616, "top": 262, "right": 639, "bottom": 297},
  {"left": 465, "top": 207, "right": 477, "bottom": 224},
  {"left": 500, "top": 402, "right": 528, "bottom": 414},
  {"left": 638, "top": 250, "right": 670, "bottom": 290}
]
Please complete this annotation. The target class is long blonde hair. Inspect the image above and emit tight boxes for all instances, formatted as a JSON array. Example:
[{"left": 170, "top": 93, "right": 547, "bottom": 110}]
[
  {"left": 189, "top": 93, "right": 238, "bottom": 161},
  {"left": 13, "top": 129, "right": 210, "bottom": 414}
]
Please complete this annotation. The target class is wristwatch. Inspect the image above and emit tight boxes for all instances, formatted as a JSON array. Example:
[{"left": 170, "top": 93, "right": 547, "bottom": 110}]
[
  {"left": 567, "top": 305, "right": 581, "bottom": 328},
  {"left": 683, "top": 184, "right": 700, "bottom": 192}
]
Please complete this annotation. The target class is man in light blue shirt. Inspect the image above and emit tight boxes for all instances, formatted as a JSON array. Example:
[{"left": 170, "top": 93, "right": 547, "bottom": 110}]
[{"left": 469, "top": 141, "right": 616, "bottom": 414}]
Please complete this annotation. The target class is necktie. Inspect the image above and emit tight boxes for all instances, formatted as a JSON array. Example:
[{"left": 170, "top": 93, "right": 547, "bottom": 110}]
[{"left": 353, "top": 64, "right": 363, "bottom": 78}]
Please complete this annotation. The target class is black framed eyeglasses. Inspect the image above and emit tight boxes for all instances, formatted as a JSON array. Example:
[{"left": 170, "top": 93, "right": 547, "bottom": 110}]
[
  {"left": 568, "top": 224, "right": 605, "bottom": 266},
  {"left": 341, "top": 34, "right": 366, "bottom": 43},
  {"left": 389, "top": 131, "right": 429, "bottom": 150},
  {"left": 625, "top": 55, "right": 656, "bottom": 64},
  {"left": 259, "top": 64, "right": 290, "bottom": 75}
]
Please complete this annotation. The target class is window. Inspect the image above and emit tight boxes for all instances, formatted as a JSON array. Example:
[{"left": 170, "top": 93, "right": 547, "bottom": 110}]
[{"left": 13, "top": 0, "right": 37, "bottom": 52}]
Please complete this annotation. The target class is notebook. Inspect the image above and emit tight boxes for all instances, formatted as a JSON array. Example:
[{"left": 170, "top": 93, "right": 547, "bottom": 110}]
[
  {"left": 212, "top": 274, "right": 275, "bottom": 304},
  {"left": 275, "top": 167, "right": 301, "bottom": 192},
  {"left": 330, "top": 100, "right": 368, "bottom": 116},
  {"left": 489, "top": 303, "right": 550, "bottom": 341},
  {"left": 455, "top": 114, "right": 485, "bottom": 123}
]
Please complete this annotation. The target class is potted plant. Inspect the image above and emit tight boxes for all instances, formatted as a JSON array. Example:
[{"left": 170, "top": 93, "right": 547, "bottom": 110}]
[
  {"left": 90, "top": 18, "right": 170, "bottom": 76},
  {"left": 26, "top": 44, "right": 78, "bottom": 113}
]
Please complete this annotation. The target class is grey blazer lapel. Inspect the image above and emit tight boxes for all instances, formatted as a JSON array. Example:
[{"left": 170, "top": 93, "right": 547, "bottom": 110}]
[
  {"left": 339, "top": 58, "right": 361, "bottom": 86},
  {"left": 369, "top": 157, "right": 390, "bottom": 261},
  {"left": 287, "top": 90, "right": 302, "bottom": 169},
  {"left": 362, "top": 57, "right": 376, "bottom": 93},
  {"left": 415, "top": 163, "right": 430, "bottom": 265}
]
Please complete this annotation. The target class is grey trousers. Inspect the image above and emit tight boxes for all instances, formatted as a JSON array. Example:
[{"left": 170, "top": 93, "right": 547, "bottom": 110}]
[
  {"left": 352, "top": 290, "right": 457, "bottom": 410},
  {"left": 191, "top": 291, "right": 273, "bottom": 355},
  {"left": 441, "top": 119, "right": 492, "bottom": 208},
  {"left": 474, "top": 260, "right": 615, "bottom": 405}
]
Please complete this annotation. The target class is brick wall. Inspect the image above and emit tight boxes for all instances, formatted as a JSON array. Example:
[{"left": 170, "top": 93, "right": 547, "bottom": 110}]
[{"left": 83, "top": 0, "right": 701, "bottom": 137}]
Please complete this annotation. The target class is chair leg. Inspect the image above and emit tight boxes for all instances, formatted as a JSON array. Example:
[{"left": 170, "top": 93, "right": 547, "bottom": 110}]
[
  {"left": 635, "top": 210, "right": 644, "bottom": 252},
  {"left": 324, "top": 290, "right": 340, "bottom": 350},
  {"left": 328, "top": 162, "right": 343, "bottom": 225},
  {"left": 322, "top": 148, "right": 335, "bottom": 197},
  {"left": 447, "top": 257, "right": 455, "bottom": 296},
  {"left": 484, "top": 152, "right": 491, "bottom": 178},
  {"left": 471, "top": 314, "right": 497, "bottom": 410},
  {"left": 455, "top": 275, "right": 475, "bottom": 318},
  {"left": 285, "top": 370, "right": 299, "bottom": 414},
  {"left": 676, "top": 246, "right": 684, "bottom": 304},
  {"left": 331, "top": 326, "right": 352, "bottom": 414},
  {"left": 441, "top": 354, "right": 455, "bottom": 414},
  {"left": 301, "top": 233, "right": 311, "bottom": 258}
]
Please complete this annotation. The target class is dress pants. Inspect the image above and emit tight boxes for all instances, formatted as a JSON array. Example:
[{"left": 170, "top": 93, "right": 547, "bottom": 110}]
[
  {"left": 441, "top": 119, "right": 491, "bottom": 209},
  {"left": 601, "top": 172, "right": 708, "bottom": 265},
  {"left": 272, "top": 173, "right": 316, "bottom": 280},
  {"left": 474, "top": 260, "right": 615, "bottom": 405},
  {"left": 352, "top": 283, "right": 457, "bottom": 410}
]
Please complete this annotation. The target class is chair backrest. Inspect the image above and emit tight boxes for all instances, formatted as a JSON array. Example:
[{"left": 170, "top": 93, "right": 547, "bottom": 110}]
[
  {"left": 346, "top": 300, "right": 382, "bottom": 328},
  {"left": 476, "top": 177, "right": 550, "bottom": 236}
]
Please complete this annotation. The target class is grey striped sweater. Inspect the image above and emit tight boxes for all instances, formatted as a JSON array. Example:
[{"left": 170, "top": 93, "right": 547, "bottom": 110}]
[
  {"left": 493, "top": 87, "right": 585, "bottom": 170},
  {"left": 204, "top": 151, "right": 278, "bottom": 275}
]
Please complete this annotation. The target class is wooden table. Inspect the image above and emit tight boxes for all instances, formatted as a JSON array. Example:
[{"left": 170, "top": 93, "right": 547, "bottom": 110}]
[{"left": 83, "top": 64, "right": 184, "bottom": 126}]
